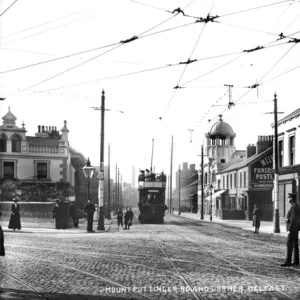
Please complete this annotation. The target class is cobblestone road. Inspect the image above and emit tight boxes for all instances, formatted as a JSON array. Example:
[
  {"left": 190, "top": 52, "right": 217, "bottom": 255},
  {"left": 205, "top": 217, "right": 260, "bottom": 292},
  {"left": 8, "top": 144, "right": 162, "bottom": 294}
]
[{"left": 0, "top": 213, "right": 300, "bottom": 300}]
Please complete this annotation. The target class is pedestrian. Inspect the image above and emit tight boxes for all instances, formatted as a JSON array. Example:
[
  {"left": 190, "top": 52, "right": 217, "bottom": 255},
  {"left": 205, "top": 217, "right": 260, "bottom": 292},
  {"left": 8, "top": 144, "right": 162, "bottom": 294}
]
[
  {"left": 0, "top": 211, "right": 5, "bottom": 257},
  {"left": 84, "top": 199, "right": 95, "bottom": 233},
  {"left": 8, "top": 197, "right": 21, "bottom": 230},
  {"left": 124, "top": 207, "right": 130, "bottom": 230},
  {"left": 252, "top": 204, "right": 264, "bottom": 234},
  {"left": 52, "top": 199, "right": 62, "bottom": 229},
  {"left": 281, "top": 193, "right": 300, "bottom": 267},
  {"left": 117, "top": 207, "right": 123, "bottom": 229},
  {"left": 69, "top": 202, "right": 79, "bottom": 228},
  {"left": 128, "top": 208, "right": 134, "bottom": 228}
]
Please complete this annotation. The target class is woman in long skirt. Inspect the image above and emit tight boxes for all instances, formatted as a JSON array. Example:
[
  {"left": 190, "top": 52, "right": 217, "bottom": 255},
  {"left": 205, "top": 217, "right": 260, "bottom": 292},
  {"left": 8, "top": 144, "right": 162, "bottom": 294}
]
[
  {"left": 8, "top": 197, "right": 21, "bottom": 230},
  {"left": 252, "top": 204, "right": 263, "bottom": 234}
]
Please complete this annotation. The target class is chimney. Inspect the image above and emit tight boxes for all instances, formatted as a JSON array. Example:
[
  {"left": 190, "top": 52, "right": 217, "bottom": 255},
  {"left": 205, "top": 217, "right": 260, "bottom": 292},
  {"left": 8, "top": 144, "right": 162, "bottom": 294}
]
[
  {"left": 183, "top": 162, "right": 188, "bottom": 171},
  {"left": 246, "top": 144, "right": 256, "bottom": 158},
  {"left": 189, "top": 164, "right": 195, "bottom": 171},
  {"left": 257, "top": 135, "right": 273, "bottom": 154},
  {"left": 42, "top": 126, "right": 45, "bottom": 132},
  {"left": 38, "top": 125, "right": 41, "bottom": 133}
]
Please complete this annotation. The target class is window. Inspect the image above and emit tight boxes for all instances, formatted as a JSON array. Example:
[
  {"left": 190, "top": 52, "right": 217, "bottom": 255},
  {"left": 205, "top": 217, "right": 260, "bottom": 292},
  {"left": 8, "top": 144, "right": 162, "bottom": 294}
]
[
  {"left": 12, "top": 135, "right": 21, "bottom": 152},
  {"left": 3, "top": 162, "right": 14, "bottom": 179},
  {"left": 223, "top": 176, "right": 225, "bottom": 189},
  {"left": 221, "top": 159, "right": 225, "bottom": 163},
  {"left": 221, "top": 139, "right": 226, "bottom": 145},
  {"left": 278, "top": 140, "right": 283, "bottom": 167},
  {"left": 205, "top": 173, "right": 208, "bottom": 184},
  {"left": 240, "top": 173, "right": 242, "bottom": 188},
  {"left": 217, "top": 179, "right": 220, "bottom": 189},
  {"left": 0, "top": 134, "right": 7, "bottom": 152},
  {"left": 37, "top": 162, "right": 47, "bottom": 179},
  {"left": 243, "top": 171, "right": 246, "bottom": 187},
  {"left": 230, "top": 174, "right": 232, "bottom": 188},
  {"left": 226, "top": 175, "right": 229, "bottom": 188},
  {"left": 289, "top": 135, "right": 295, "bottom": 166},
  {"left": 212, "top": 139, "right": 216, "bottom": 145},
  {"left": 234, "top": 173, "right": 236, "bottom": 188}
]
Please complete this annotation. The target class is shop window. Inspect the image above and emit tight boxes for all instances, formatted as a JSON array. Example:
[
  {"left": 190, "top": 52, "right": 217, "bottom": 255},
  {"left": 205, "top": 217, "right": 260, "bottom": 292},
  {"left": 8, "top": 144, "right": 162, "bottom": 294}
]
[
  {"left": 289, "top": 135, "right": 295, "bottom": 166},
  {"left": 278, "top": 140, "right": 283, "bottom": 167},
  {"left": 37, "top": 162, "right": 48, "bottom": 179},
  {"left": 3, "top": 162, "right": 14, "bottom": 179},
  {"left": 12, "top": 135, "right": 21, "bottom": 152},
  {"left": 0, "top": 134, "right": 7, "bottom": 152}
]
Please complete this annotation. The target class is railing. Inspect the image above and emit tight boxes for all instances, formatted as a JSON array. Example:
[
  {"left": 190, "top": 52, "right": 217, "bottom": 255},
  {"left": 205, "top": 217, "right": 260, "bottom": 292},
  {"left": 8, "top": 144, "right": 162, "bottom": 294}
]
[{"left": 29, "top": 145, "right": 59, "bottom": 154}]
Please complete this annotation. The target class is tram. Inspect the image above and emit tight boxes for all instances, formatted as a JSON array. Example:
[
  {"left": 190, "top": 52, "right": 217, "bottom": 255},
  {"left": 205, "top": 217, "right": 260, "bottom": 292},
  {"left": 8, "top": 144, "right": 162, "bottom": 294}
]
[{"left": 138, "top": 170, "right": 167, "bottom": 224}]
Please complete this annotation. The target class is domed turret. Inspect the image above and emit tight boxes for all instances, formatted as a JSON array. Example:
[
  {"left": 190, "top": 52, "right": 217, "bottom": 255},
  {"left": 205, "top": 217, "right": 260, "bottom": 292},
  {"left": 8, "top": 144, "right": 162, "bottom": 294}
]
[{"left": 209, "top": 115, "right": 235, "bottom": 138}]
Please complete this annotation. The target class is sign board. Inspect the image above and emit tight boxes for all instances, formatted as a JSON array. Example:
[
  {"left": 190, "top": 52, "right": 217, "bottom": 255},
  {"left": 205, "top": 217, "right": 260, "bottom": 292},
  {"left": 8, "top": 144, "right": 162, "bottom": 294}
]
[
  {"left": 97, "top": 172, "right": 104, "bottom": 180},
  {"left": 250, "top": 152, "right": 274, "bottom": 189}
]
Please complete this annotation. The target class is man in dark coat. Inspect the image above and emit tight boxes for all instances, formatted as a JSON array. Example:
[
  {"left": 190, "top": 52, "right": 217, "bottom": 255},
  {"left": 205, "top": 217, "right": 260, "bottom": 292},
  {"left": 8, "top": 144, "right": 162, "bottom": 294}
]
[
  {"left": 84, "top": 199, "right": 95, "bottom": 232},
  {"left": 252, "top": 204, "right": 264, "bottom": 234},
  {"left": 128, "top": 208, "right": 134, "bottom": 228},
  {"left": 281, "top": 193, "right": 300, "bottom": 267},
  {"left": 69, "top": 202, "right": 79, "bottom": 228},
  {"left": 0, "top": 211, "right": 5, "bottom": 257},
  {"left": 124, "top": 207, "right": 130, "bottom": 230},
  {"left": 117, "top": 207, "right": 123, "bottom": 229},
  {"left": 52, "top": 199, "right": 62, "bottom": 229}
]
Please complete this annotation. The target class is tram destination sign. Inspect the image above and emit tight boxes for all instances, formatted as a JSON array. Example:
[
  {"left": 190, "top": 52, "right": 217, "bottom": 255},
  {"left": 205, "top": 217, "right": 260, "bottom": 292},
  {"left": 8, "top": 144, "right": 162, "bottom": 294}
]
[{"left": 250, "top": 152, "right": 274, "bottom": 189}]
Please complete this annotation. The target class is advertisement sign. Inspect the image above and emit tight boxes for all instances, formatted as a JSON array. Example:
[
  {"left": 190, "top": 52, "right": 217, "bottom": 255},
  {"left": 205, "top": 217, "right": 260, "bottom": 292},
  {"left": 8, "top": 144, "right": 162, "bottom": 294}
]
[{"left": 250, "top": 153, "right": 274, "bottom": 189}]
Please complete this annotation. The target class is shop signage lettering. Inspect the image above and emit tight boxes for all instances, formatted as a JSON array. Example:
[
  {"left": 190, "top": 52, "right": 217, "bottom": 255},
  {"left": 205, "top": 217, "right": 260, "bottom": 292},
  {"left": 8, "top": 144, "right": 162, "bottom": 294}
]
[{"left": 250, "top": 152, "right": 274, "bottom": 189}]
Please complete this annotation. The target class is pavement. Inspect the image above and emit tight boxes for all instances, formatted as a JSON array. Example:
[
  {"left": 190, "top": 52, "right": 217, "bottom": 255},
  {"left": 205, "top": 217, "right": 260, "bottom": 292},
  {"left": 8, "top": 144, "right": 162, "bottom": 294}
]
[{"left": 171, "top": 211, "right": 287, "bottom": 237}]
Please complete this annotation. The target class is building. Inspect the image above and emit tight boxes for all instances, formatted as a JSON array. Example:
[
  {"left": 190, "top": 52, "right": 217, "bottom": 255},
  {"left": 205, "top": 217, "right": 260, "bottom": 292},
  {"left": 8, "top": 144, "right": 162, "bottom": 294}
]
[
  {"left": 216, "top": 136, "right": 273, "bottom": 220},
  {"left": 198, "top": 115, "right": 246, "bottom": 216},
  {"left": 175, "top": 162, "right": 198, "bottom": 212},
  {"left": 0, "top": 108, "right": 94, "bottom": 205},
  {"left": 273, "top": 108, "right": 300, "bottom": 218}
]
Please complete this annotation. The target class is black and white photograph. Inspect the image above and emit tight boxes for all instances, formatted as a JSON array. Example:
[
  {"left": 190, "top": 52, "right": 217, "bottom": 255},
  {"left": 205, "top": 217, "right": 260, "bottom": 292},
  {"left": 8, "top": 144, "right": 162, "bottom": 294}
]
[{"left": 0, "top": 0, "right": 300, "bottom": 299}]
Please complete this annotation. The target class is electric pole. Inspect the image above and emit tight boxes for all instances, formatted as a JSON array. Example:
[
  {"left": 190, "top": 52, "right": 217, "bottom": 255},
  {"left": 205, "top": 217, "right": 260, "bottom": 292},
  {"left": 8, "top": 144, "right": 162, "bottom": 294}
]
[
  {"left": 201, "top": 145, "right": 204, "bottom": 220},
  {"left": 107, "top": 143, "right": 111, "bottom": 220},
  {"left": 169, "top": 136, "right": 173, "bottom": 213},
  {"left": 178, "top": 164, "right": 181, "bottom": 215}
]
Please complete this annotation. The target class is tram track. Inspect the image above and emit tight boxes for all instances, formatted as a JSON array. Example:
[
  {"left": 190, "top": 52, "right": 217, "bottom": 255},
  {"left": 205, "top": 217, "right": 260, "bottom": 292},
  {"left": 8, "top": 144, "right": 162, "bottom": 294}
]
[
  {"left": 163, "top": 224, "right": 298, "bottom": 300},
  {"left": 0, "top": 270, "right": 50, "bottom": 300}
]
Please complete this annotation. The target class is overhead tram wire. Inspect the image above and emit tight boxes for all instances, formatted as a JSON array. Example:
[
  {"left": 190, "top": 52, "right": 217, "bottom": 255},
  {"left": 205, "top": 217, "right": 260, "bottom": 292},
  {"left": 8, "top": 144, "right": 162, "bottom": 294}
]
[
  {"left": 0, "top": 16, "right": 90, "bottom": 47},
  {"left": 0, "top": 0, "right": 18, "bottom": 17},
  {"left": 0, "top": 10, "right": 84, "bottom": 40},
  {"left": 17, "top": 11, "right": 185, "bottom": 92}
]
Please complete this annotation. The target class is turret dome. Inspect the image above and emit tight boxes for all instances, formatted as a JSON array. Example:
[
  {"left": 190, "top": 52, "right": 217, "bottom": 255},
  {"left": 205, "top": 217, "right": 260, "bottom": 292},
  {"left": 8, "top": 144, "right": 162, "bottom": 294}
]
[{"left": 209, "top": 115, "right": 235, "bottom": 138}]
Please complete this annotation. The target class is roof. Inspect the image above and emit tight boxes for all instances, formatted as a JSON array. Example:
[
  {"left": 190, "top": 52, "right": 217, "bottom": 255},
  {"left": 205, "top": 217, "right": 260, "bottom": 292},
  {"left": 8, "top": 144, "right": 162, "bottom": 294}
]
[
  {"left": 219, "top": 146, "right": 272, "bottom": 173},
  {"left": 271, "top": 107, "right": 300, "bottom": 127},
  {"left": 208, "top": 115, "right": 235, "bottom": 137},
  {"left": 26, "top": 136, "right": 61, "bottom": 147}
]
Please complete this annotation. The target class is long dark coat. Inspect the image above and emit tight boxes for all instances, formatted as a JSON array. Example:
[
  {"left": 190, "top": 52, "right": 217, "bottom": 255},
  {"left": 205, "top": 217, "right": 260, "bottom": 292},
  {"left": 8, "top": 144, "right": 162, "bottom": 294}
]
[
  {"left": 252, "top": 208, "right": 263, "bottom": 228},
  {"left": 8, "top": 203, "right": 21, "bottom": 230},
  {"left": 0, "top": 225, "right": 5, "bottom": 256},
  {"left": 286, "top": 203, "right": 300, "bottom": 235}
]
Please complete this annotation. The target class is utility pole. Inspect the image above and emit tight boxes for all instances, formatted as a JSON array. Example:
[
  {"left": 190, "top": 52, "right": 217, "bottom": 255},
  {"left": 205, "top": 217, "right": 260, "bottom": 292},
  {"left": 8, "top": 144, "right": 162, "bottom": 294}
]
[
  {"left": 178, "top": 164, "right": 181, "bottom": 215},
  {"left": 114, "top": 163, "right": 117, "bottom": 212},
  {"left": 265, "top": 93, "right": 283, "bottom": 233},
  {"left": 150, "top": 139, "right": 154, "bottom": 172},
  {"left": 169, "top": 136, "right": 173, "bottom": 213},
  {"left": 107, "top": 143, "right": 111, "bottom": 220},
  {"left": 273, "top": 93, "right": 280, "bottom": 233},
  {"left": 117, "top": 168, "right": 120, "bottom": 208},
  {"left": 97, "top": 90, "right": 105, "bottom": 230},
  {"left": 201, "top": 145, "right": 204, "bottom": 220}
]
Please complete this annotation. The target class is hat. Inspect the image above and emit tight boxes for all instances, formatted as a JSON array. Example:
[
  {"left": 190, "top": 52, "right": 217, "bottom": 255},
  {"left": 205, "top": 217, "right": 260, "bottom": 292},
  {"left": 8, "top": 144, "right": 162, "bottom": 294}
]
[{"left": 288, "top": 193, "right": 296, "bottom": 203}]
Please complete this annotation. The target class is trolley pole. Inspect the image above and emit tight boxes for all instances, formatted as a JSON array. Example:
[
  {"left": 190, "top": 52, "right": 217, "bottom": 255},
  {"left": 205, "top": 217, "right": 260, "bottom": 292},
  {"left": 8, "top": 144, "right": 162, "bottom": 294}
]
[
  {"left": 201, "top": 145, "right": 204, "bottom": 220},
  {"left": 178, "top": 164, "right": 181, "bottom": 215},
  {"left": 169, "top": 136, "right": 173, "bottom": 213},
  {"left": 107, "top": 143, "right": 111, "bottom": 220}
]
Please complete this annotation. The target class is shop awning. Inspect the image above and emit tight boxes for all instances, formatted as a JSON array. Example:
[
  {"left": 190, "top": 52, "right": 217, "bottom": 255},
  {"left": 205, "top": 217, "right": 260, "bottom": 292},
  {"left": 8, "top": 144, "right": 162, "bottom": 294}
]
[{"left": 205, "top": 190, "right": 226, "bottom": 200}]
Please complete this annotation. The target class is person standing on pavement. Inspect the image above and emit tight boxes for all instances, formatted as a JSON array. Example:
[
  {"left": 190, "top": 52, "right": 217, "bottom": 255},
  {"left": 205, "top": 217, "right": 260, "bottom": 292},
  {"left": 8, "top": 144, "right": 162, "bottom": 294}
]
[
  {"left": 52, "top": 199, "right": 62, "bottom": 229},
  {"left": 117, "top": 207, "right": 123, "bottom": 229},
  {"left": 84, "top": 199, "right": 95, "bottom": 233},
  {"left": 128, "top": 208, "right": 134, "bottom": 228},
  {"left": 281, "top": 193, "right": 300, "bottom": 267},
  {"left": 252, "top": 204, "right": 264, "bottom": 234},
  {"left": 0, "top": 211, "right": 5, "bottom": 257},
  {"left": 8, "top": 197, "right": 21, "bottom": 230},
  {"left": 124, "top": 207, "right": 130, "bottom": 230},
  {"left": 69, "top": 202, "right": 79, "bottom": 228}
]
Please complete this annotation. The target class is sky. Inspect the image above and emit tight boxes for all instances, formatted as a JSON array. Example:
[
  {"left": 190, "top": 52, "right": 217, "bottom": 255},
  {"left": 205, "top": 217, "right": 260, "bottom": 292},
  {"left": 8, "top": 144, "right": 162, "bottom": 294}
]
[{"left": 0, "top": 0, "right": 300, "bottom": 183}]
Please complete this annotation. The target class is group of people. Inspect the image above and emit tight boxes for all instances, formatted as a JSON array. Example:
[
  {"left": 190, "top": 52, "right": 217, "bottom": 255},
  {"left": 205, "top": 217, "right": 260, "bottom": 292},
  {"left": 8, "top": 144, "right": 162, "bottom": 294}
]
[{"left": 117, "top": 207, "right": 134, "bottom": 230}]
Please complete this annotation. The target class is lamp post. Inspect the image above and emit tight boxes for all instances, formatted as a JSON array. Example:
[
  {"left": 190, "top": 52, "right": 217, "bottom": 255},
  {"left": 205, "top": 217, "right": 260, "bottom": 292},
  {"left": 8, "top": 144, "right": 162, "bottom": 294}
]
[
  {"left": 82, "top": 158, "right": 95, "bottom": 204},
  {"left": 209, "top": 183, "right": 213, "bottom": 221}
]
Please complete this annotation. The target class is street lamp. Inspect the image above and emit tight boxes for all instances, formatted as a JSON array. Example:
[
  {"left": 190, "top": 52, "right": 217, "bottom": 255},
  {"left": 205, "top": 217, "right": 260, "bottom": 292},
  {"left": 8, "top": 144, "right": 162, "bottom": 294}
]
[
  {"left": 209, "top": 183, "right": 213, "bottom": 221},
  {"left": 82, "top": 158, "right": 95, "bottom": 203}
]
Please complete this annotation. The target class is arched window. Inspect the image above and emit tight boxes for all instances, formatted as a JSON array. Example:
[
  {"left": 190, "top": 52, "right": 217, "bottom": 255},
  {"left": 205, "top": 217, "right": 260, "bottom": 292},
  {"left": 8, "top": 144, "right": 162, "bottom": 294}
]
[
  {"left": 12, "top": 135, "right": 21, "bottom": 152},
  {"left": 0, "top": 134, "right": 7, "bottom": 152}
]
